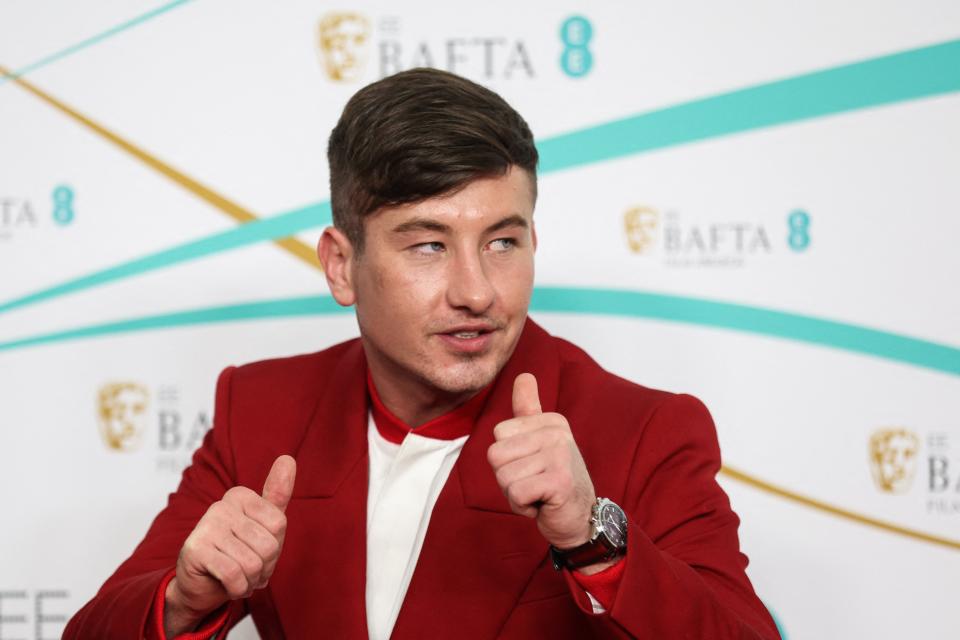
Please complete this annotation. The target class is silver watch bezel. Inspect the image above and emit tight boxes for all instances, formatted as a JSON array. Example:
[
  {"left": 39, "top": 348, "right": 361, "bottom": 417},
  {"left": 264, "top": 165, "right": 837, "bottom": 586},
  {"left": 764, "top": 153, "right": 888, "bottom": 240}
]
[{"left": 589, "top": 497, "right": 628, "bottom": 549}]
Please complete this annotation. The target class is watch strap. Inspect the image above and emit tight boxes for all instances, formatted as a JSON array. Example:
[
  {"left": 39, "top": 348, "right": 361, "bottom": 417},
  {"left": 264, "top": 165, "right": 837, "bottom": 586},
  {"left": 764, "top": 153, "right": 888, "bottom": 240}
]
[{"left": 550, "top": 537, "right": 618, "bottom": 571}]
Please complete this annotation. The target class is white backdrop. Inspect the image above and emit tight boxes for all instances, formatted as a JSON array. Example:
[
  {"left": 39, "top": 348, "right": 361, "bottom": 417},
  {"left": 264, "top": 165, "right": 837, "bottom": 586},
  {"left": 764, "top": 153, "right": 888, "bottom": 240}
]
[{"left": 1, "top": 1, "right": 959, "bottom": 638}]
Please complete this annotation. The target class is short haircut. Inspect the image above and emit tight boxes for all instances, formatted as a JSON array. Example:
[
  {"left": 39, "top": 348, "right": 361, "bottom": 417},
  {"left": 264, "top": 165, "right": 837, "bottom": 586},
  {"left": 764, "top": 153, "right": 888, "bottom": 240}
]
[{"left": 327, "top": 68, "right": 539, "bottom": 252}]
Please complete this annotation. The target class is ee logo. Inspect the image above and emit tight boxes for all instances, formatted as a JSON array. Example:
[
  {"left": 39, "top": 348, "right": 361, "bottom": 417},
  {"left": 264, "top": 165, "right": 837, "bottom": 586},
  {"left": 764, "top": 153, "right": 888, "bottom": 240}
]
[
  {"left": 52, "top": 184, "right": 75, "bottom": 226},
  {"left": 788, "top": 210, "right": 810, "bottom": 252},
  {"left": 559, "top": 16, "right": 593, "bottom": 78}
]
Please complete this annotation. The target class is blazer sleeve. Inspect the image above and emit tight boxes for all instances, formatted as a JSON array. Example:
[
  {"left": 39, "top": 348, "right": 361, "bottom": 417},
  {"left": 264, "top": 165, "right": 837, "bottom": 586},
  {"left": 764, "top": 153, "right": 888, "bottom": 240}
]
[
  {"left": 564, "top": 393, "right": 782, "bottom": 639},
  {"left": 63, "top": 366, "right": 248, "bottom": 639}
]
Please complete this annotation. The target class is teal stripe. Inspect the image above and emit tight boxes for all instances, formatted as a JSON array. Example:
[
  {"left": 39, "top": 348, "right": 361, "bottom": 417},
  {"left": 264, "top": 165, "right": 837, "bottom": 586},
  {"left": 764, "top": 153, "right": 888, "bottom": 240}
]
[
  {"left": 772, "top": 611, "right": 787, "bottom": 640},
  {"left": 538, "top": 39, "right": 960, "bottom": 172},
  {"left": 529, "top": 288, "right": 959, "bottom": 376},
  {"left": 0, "top": 295, "right": 350, "bottom": 352},
  {"left": 0, "top": 202, "right": 330, "bottom": 314},
  {"left": 2, "top": 287, "right": 957, "bottom": 377},
  {"left": 1, "top": 0, "right": 195, "bottom": 86},
  {"left": 3, "top": 39, "right": 958, "bottom": 317}
]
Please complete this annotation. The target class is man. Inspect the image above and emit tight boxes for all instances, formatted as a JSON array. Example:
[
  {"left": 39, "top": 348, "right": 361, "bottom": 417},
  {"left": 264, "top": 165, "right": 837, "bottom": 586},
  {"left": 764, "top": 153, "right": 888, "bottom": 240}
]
[{"left": 65, "top": 68, "right": 780, "bottom": 639}]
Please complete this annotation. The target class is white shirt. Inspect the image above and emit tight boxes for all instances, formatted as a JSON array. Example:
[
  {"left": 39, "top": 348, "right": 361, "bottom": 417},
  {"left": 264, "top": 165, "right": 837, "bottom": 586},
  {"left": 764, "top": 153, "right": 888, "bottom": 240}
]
[{"left": 364, "top": 415, "right": 468, "bottom": 640}]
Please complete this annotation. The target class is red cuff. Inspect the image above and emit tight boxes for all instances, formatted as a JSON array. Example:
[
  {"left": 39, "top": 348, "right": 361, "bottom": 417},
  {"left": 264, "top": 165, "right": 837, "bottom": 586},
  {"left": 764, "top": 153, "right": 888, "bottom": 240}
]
[
  {"left": 570, "top": 556, "right": 626, "bottom": 611},
  {"left": 148, "top": 569, "right": 230, "bottom": 640}
]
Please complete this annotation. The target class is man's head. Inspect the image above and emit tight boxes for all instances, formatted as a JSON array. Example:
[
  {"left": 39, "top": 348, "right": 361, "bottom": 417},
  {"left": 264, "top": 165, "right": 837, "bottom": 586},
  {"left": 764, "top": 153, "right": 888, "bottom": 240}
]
[
  {"left": 326, "top": 68, "right": 538, "bottom": 253},
  {"left": 319, "top": 68, "right": 539, "bottom": 407}
]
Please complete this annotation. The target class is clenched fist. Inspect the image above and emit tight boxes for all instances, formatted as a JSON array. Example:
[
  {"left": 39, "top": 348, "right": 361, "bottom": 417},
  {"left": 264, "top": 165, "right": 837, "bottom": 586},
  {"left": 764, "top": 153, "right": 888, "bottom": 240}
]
[
  {"left": 163, "top": 455, "right": 296, "bottom": 636},
  {"left": 487, "top": 373, "right": 597, "bottom": 551}
]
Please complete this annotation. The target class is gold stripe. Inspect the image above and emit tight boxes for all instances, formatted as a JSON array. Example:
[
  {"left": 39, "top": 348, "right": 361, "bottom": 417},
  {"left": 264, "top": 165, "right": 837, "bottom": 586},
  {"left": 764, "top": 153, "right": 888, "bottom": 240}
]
[
  {"left": 721, "top": 464, "right": 960, "bottom": 551},
  {"left": 0, "top": 64, "right": 319, "bottom": 269}
]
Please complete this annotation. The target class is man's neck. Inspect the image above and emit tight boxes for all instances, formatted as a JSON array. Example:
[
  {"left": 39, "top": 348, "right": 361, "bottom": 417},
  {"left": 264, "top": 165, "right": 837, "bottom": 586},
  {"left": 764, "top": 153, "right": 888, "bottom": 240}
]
[{"left": 364, "top": 358, "right": 477, "bottom": 428}]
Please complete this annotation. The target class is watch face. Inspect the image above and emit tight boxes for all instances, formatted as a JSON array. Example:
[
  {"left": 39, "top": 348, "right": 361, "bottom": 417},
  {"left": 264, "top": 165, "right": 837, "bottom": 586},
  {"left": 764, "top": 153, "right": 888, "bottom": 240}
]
[{"left": 599, "top": 502, "right": 627, "bottom": 547}]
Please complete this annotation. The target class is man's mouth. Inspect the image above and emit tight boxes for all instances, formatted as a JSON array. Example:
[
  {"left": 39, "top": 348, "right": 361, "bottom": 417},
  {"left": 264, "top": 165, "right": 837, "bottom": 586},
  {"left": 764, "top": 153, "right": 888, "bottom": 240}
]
[
  {"left": 436, "top": 324, "right": 499, "bottom": 353},
  {"left": 440, "top": 324, "right": 497, "bottom": 338},
  {"left": 450, "top": 330, "right": 483, "bottom": 339}
]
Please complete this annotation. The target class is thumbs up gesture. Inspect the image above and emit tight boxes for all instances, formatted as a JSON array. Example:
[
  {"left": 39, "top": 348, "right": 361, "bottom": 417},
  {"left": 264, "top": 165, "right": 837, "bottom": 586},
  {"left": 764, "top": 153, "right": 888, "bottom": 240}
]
[
  {"left": 163, "top": 455, "right": 296, "bottom": 635},
  {"left": 487, "top": 374, "right": 597, "bottom": 550}
]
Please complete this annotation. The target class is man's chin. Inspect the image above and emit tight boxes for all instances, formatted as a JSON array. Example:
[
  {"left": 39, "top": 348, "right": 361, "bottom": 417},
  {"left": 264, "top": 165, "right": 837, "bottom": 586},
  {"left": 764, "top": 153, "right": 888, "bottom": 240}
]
[{"left": 427, "top": 359, "right": 501, "bottom": 395}]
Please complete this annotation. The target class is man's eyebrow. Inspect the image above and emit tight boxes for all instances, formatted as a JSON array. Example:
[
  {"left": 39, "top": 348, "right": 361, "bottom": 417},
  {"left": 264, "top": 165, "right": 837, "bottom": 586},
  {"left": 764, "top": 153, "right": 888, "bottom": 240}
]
[
  {"left": 391, "top": 218, "right": 451, "bottom": 234},
  {"left": 390, "top": 214, "right": 528, "bottom": 235},
  {"left": 485, "top": 214, "right": 528, "bottom": 233}
]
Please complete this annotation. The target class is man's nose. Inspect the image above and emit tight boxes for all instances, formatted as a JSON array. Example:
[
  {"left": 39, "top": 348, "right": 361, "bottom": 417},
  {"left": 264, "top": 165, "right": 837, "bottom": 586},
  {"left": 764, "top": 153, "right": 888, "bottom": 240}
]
[{"left": 446, "top": 250, "right": 495, "bottom": 315}]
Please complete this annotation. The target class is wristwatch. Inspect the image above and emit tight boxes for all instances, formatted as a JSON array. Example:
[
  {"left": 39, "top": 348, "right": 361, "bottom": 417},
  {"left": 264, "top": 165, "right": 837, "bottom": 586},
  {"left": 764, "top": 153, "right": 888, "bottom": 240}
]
[{"left": 550, "top": 497, "right": 628, "bottom": 570}]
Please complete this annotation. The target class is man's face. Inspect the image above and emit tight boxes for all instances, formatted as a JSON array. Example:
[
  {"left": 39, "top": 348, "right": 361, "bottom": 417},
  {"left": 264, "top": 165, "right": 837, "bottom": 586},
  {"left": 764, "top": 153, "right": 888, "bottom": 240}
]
[{"left": 350, "top": 167, "right": 536, "bottom": 397}]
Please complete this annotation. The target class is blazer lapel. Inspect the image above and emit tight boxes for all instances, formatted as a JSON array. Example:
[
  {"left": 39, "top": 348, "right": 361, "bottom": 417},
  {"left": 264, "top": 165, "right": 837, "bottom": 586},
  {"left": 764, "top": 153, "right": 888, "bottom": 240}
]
[
  {"left": 391, "top": 318, "right": 562, "bottom": 639},
  {"left": 268, "top": 340, "right": 371, "bottom": 639}
]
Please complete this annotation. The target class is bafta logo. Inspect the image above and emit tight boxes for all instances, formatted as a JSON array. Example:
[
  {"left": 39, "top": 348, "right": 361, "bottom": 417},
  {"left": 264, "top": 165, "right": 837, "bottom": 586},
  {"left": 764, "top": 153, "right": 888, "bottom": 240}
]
[
  {"left": 97, "top": 382, "right": 150, "bottom": 452},
  {"left": 869, "top": 428, "right": 919, "bottom": 493},
  {"left": 317, "top": 12, "right": 370, "bottom": 82},
  {"left": 623, "top": 206, "right": 659, "bottom": 254}
]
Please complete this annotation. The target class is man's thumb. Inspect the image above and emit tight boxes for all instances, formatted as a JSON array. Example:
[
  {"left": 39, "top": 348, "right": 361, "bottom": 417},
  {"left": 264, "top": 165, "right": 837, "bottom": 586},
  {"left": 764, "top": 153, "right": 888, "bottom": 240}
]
[
  {"left": 262, "top": 455, "right": 296, "bottom": 512},
  {"left": 512, "top": 373, "right": 542, "bottom": 417}
]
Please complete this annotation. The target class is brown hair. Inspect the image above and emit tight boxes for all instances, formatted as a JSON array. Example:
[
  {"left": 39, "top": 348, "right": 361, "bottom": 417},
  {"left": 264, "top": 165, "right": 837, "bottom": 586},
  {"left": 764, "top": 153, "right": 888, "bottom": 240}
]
[{"left": 327, "top": 68, "right": 539, "bottom": 252}]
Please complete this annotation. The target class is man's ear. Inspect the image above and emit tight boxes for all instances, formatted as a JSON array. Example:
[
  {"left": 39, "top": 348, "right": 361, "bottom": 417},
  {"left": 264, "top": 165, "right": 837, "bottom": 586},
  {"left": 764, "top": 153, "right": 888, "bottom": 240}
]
[{"left": 317, "top": 226, "right": 357, "bottom": 306}]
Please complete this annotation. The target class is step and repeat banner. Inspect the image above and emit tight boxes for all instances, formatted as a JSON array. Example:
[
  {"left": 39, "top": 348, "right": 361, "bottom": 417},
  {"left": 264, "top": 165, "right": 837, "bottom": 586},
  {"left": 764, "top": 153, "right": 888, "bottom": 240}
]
[{"left": 1, "top": 1, "right": 958, "bottom": 638}]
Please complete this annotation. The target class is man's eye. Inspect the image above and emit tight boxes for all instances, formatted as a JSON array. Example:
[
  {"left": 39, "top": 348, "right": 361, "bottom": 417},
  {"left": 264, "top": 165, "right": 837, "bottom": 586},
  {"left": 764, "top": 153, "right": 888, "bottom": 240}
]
[
  {"left": 489, "top": 238, "right": 517, "bottom": 251},
  {"left": 413, "top": 241, "right": 445, "bottom": 254}
]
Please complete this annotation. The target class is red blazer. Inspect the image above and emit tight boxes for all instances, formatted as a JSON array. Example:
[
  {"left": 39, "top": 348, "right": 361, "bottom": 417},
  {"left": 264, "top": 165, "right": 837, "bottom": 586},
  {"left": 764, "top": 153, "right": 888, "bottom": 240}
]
[{"left": 65, "top": 319, "right": 780, "bottom": 639}]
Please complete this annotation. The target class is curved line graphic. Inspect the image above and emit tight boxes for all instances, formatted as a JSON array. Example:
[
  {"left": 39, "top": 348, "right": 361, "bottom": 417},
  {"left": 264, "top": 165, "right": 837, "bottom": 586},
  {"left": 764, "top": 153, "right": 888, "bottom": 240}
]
[
  {"left": 0, "top": 291, "right": 954, "bottom": 551},
  {"left": 0, "top": 202, "right": 330, "bottom": 315},
  {"left": 0, "top": 296, "right": 350, "bottom": 353},
  {"left": 538, "top": 39, "right": 960, "bottom": 172},
  {"left": 2, "top": 39, "right": 958, "bottom": 317},
  {"left": 722, "top": 465, "right": 959, "bottom": 552},
  {"left": 0, "top": 0, "right": 194, "bottom": 87},
  {"left": 1, "top": 287, "right": 956, "bottom": 375},
  {"left": 531, "top": 287, "right": 959, "bottom": 376}
]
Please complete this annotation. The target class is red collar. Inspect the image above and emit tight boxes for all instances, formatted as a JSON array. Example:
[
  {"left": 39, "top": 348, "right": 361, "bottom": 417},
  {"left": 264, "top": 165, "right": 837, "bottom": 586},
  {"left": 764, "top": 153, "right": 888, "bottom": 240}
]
[{"left": 366, "top": 370, "right": 493, "bottom": 444}]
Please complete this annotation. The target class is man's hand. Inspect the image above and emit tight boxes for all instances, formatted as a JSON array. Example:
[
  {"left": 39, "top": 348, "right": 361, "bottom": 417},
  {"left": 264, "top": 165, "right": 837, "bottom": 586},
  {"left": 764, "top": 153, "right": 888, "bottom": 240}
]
[
  {"left": 164, "top": 455, "right": 296, "bottom": 636},
  {"left": 487, "top": 373, "right": 596, "bottom": 550}
]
